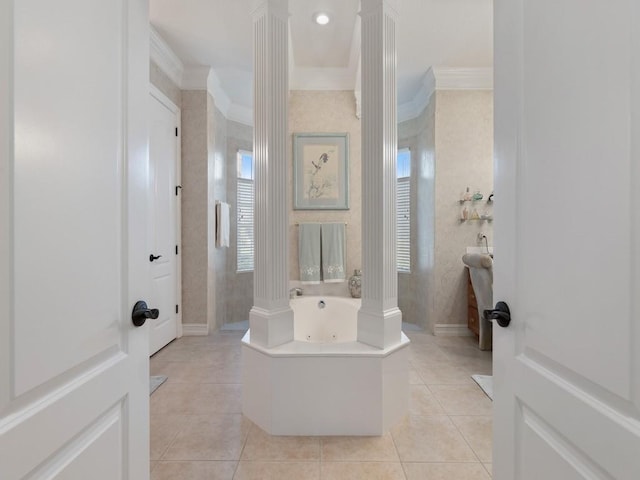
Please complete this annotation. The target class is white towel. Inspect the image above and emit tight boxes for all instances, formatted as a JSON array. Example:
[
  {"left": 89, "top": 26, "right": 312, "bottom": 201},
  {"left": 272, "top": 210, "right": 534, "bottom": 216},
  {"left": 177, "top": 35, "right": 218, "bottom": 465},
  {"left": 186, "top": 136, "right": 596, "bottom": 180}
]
[{"left": 216, "top": 201, "right": 230, "bottom": 248}]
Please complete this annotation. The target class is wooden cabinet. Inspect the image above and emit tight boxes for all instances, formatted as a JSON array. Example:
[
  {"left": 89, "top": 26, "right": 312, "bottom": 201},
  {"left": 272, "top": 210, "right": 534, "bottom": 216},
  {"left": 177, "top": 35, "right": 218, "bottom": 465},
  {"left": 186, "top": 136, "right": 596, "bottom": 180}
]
[{"left": 466, "top": 268, "right": 480, "bottom": 337}]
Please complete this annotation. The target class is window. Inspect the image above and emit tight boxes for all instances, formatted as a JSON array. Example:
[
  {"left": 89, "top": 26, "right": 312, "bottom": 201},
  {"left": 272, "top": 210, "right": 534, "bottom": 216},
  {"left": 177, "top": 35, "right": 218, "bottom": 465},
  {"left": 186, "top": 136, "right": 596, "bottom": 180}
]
[
  {"left": 237, "top": 150, "right": 254, "bottom": 272},
  {"left": 397, "top": 148, "right": 411, "bottom": 273}
]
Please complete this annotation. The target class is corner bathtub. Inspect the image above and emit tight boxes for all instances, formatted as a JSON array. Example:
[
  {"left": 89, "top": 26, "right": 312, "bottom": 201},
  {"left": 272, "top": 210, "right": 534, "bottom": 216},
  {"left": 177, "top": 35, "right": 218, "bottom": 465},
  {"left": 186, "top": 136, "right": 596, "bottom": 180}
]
[
  {"left": 291, "top": 296, "right": 359, "bottom": 343},
  {"left": 241, "top": 295, "right": 410, "bottom": 435}
]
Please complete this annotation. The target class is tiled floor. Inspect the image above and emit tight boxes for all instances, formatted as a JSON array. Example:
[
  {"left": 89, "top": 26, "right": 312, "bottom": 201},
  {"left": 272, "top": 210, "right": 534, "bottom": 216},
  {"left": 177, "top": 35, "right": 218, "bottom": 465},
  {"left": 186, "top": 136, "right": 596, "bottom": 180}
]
[{"left": 150, "top": 328, "right": 493, "bottom": 480}]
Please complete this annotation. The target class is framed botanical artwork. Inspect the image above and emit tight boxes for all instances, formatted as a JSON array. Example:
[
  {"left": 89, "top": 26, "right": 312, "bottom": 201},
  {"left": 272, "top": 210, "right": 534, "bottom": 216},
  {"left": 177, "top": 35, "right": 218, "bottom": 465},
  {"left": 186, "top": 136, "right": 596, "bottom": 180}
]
[{"left": 293, "top": 132, "right": 349, "bottom": 210}]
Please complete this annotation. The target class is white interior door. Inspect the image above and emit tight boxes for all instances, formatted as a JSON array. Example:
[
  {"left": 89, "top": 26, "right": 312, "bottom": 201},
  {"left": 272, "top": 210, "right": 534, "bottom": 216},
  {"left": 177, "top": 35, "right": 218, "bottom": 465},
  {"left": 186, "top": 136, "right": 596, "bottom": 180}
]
[
  {"left": 149, "top": 87, "right": 181, "bottom": 355},
  {"left": 494, "top": 1, "right": 640, "bottom": 478},
  {"left": 0, "top": 1, "right": 151, "bottom": 479}
]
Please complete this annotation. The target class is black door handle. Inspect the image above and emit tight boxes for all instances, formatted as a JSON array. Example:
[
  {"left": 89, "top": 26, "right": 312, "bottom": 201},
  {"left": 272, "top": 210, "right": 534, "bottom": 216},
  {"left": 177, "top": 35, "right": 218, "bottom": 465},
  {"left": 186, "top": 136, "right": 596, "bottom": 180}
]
[
  {"left": 149, "top": 254, "right": 162, "bottom": 262},
  {"left": 483, "top": 301, "right": 511, "bottom": 328},
  {"left": 132, "top": 300, "right": 160, "bottom": 327}
]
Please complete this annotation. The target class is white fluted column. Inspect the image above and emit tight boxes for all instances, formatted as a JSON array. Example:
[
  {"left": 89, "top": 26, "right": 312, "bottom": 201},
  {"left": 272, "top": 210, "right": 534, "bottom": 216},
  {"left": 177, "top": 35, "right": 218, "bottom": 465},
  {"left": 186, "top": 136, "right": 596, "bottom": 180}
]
[
  {"left": 249, "top": 0, "right": 293, "bottom": 347},
  {"left": 358, "top": 0, "right": 402, "bottom": 349}
]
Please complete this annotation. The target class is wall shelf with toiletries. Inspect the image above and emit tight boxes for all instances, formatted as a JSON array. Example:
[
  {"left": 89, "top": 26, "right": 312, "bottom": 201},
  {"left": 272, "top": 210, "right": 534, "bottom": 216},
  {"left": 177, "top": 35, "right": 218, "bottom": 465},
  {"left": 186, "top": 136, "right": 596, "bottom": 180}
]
[{"left": 459, "top": 187, "right": 493, "bottom": 222}]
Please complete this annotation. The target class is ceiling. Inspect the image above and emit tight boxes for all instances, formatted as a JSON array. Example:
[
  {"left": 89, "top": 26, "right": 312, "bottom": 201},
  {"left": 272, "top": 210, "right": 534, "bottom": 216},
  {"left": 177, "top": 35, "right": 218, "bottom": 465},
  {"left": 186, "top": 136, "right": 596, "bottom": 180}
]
[{"left": 150, "top": 0, "right": 493, "bottom": 117}]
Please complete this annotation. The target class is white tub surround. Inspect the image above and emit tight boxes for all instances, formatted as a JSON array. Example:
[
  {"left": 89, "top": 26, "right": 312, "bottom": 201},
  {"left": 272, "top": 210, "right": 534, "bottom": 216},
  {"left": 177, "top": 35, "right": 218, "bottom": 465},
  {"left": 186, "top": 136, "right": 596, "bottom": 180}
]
[
  {"left": 242, "top": 314, "right": 410, "bottom": 436},
  {"left": 358, "top": 0, "right": 403, "bottom": 349},
  {"left": 248, "top": 0, "right": 293, "bottom": 348}
]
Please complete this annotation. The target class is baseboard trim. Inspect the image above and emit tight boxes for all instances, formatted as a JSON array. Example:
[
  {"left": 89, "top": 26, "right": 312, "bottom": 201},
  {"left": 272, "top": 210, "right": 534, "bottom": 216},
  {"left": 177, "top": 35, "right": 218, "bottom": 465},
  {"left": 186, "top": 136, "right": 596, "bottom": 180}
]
[
  {"left": 434, "top": 324, "right": 474, "bottom": 337},
  {"left": 182, "top": 323, "right": 209, "bottom": 336}
]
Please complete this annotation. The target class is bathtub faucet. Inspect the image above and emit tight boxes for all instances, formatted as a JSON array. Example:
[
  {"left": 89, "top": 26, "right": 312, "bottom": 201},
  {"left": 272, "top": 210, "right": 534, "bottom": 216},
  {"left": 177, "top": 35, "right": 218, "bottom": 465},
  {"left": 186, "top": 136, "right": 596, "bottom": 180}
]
[{"left": 289, "top": 287, "right": 303, "bottom": 299}]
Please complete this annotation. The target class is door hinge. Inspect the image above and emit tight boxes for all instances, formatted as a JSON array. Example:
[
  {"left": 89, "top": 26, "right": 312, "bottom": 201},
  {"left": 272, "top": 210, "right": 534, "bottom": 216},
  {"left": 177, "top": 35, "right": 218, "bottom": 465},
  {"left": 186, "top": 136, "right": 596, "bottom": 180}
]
[
  {"left": 175, "top": 127, "right": 178, "bottom": 137},
  {"left": 175, "top": 245, "right": 179, "bottom": 255},
  {"left": 175, "top": 304, "right": 179, "bottom": 314},
  {"left": 175, "top": 185, "right": 182, "bottom": 196}
]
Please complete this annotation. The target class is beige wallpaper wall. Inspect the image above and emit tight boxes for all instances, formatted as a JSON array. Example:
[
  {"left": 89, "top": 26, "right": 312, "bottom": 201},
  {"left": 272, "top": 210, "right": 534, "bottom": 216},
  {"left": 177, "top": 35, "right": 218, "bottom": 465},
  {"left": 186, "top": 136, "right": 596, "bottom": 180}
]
[
  {"left": 180, "top": 91, "right": 209, "bottom": 325},
  {"left": 208, "top": 100, "right": 227, "bottom": 330},
  {"left": 224, "top": 120, "right": 254, "bottom": 324},
  {"left": 434, "top": 90, "right": 494, "bottom": 328},
  {"left": 398, "top": 96, "right": 436, "bottom": 330},
  {"left": 288, "top": 91, "right": 362, "bottom": 296}
]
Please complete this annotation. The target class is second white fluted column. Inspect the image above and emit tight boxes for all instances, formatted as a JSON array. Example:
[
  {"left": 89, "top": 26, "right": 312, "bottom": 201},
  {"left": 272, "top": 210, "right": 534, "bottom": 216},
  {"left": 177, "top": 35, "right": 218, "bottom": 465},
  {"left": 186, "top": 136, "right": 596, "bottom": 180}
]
[{"left": 358, "top": 0, "right": 402, "bottom": 349}]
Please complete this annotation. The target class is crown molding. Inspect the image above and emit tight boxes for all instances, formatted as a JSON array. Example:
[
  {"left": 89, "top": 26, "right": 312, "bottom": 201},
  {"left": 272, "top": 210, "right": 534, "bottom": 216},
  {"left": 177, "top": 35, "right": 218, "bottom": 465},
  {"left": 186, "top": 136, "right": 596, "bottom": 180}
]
[
  {"left": 150, "top": 27, "right": 184, "bottom": 87},
  {"left": 227, "top": 104, "right": 254, "bottom": 127},
  {"left": 207, "top": 69, "right": 232, "bottom": 117},
  {"left": 432, "top": 67, "right": 493, "bottom": 90},
  {"left": 398, "top": 69, "right": 435, "bottom": 123}
]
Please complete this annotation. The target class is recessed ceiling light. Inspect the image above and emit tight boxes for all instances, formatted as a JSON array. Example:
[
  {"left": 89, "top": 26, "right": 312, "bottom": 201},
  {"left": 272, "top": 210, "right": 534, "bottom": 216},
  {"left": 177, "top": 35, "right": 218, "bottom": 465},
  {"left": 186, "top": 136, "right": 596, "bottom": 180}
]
[{"left": 314, "top": 12, "right": 330, "bottom": 25}]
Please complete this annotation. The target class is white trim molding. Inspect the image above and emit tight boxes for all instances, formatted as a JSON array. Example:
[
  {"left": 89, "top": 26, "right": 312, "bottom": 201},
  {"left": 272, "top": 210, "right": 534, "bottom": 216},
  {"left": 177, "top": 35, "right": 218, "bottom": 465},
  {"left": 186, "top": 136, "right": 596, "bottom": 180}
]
[
  {"left": 398, "top": 67, "right": 493, "bottom": 122},
  {"left": 150, "top": 26, "right": 184, "bottom": 87},
  {"left": 182, "top": 323, "right": 209, "bottom": 336},
  {"left": 432, "top": 67, "right": 493, "bottom": 90},
  {"left": 434, "top": 324, "right": 475, "bottom": 337},
  {"left": 398, "top": 68, "right": 435, "bottom": 123}
]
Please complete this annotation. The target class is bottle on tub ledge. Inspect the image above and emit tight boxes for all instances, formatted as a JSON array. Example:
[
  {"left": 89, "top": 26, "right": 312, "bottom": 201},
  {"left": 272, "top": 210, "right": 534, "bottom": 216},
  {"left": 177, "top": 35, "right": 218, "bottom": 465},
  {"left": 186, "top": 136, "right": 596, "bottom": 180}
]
[{"left": 348, "top": 269, "right": 362, "bottom": 298}]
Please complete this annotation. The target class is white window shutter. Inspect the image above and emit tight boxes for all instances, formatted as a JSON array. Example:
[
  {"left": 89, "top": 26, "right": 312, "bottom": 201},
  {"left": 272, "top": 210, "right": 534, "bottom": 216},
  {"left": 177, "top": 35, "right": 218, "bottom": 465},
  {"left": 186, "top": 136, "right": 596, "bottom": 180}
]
[
  {"left": 237, "top": 178, "right": 254, "bottom": 272},
  {"left": 397, "top": 177, "right": 410, "bottom": 273}
]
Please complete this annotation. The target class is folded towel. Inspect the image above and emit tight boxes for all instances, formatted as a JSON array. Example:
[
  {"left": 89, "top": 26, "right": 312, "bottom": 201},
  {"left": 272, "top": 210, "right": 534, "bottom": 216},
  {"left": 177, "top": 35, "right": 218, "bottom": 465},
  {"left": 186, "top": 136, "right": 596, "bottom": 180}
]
[
  {"left": 321, "top": 223, "right": 346, "bottom": 283},
  {"left": 462, "top": 253, "right": 492, "bottom": 269},
  {"left": 299, "top": 223, "right": 321, "bottom": 284},
  {"left": 216, "top": 201, "right": 230, "bottom": 248},
  {"left": 463, "top": 254, "right": 494, "bottom": 351}
]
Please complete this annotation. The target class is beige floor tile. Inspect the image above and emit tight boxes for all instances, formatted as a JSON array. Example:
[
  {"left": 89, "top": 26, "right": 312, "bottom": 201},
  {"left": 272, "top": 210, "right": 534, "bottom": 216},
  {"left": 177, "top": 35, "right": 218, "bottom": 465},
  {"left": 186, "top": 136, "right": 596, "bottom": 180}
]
[
  {"left": 433, "top": 336, "right": 479, "bottom": 348},
  {"left": 410, "top": 385, "right": 445, "bottom": 415},
  {"left": 484, "top": 463, "right": 492, "bottom": 477},
  {"left": 150, "top": 460, "right": 157, "bottom": 473},
  {"left": 233, "top": 461, "right": 319, "bottom": 480},
  {"left": 403, "top": 462, "right": 490, "bottom": 480},
  {"left": 150, "top": 414, "right": 189, "bottom": 460},
  {"left": 413, "top": 363, "right": 476, "bottom": 386},
  {"left": 151, "top": 383, "right": 242, "bottom": 415},
  {"left": 430, "top": 385, "right": 492, "bottom": 415},
  {"left": 162, "top": 414, "right": 251, "bottom": 461},
  {"left": 160, "top": 361, "right": 242, "bottom": 385},
  {"left": 459, "top": 358, "right": 493, "bottom": 376},
  {"left": 150, "top": 359, "right": 169, "bottom": 376},
  {"left": 151, "top": 461, "right": 237, "bottom": 480},
  {"left": 241, "top": 426, "right": 320, "bottom": 461},
  {"left": 451, "top": 416, "right": 493, "bottom": 463},
  {"left": 391, "top": 415, "right": 477, "bottom": 462},
  {"left": 409, "top": 346, "right": 451, "bottom": 365},
  {"left": 321, "top": 433, "right": 399, "bottom": 462},
  {"left": 409, "top": 368, "right": 424, "bottom": 385},
  {"left": 404, "top": 332, "right": 437, "bottom": 344},
  {"left": 321, "top": 462, "right": 405, "bottom": 480}
]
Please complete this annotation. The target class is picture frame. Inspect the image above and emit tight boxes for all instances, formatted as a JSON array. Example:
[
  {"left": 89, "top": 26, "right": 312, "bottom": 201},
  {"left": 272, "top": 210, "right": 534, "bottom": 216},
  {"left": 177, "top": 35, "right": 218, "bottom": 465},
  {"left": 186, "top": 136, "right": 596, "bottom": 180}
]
[{"left": 293, "top": 132, "right": 349, "bottom": 210}]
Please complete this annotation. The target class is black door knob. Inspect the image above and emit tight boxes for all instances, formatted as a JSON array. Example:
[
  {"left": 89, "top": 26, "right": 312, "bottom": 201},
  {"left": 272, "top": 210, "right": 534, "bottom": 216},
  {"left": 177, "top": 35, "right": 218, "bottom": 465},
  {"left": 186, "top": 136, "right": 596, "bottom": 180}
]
[
  {"left": 149, "top": 254, "right": 162, "bottom": 262},
  {"left": 132, "top": 300, "right": 160, "bottom": 327},
  {"left": 483, "top": 301, "right": 511, "bottom": 328}
]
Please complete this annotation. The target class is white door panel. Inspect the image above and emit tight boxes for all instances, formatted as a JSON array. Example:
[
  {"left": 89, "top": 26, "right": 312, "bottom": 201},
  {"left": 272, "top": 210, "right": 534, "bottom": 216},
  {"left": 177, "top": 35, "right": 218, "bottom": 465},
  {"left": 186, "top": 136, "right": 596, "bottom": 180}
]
[
  {"left": 149, "top": 88, "right": 180, "bottom": 355},
  {"left": 494, "top": 0, "right": 640, "bottom": 478},
  {"left": 1, "top": 0, "right": 150, "bottom": 478}
]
